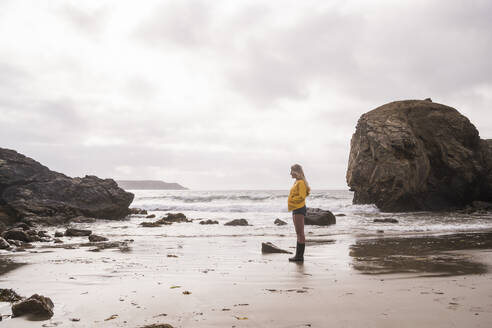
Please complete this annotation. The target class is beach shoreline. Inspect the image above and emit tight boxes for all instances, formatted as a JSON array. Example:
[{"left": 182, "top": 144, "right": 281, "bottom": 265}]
[{"left": 1, "top": 227, "right": 492, "bottom": 327}]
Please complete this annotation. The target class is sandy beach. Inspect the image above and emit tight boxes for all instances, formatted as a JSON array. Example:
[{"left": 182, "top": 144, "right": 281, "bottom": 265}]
[{"left": 1, "top": 226, "right": 492, "bottom": 327}]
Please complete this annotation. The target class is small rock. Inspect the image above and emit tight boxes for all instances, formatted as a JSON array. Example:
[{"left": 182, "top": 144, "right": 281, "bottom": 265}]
[
  {"left": 146, "top": 214, "right": 156, "bottom": 218},
  {"left": 7, "top": 239, "right": 22, "bottom": 247},
  {"left": 88, "top": 234, "right": 108, "bottom": 242},
  {"left": 160, "top": 213, "right": 192, "bottom": 223},
  {"left": 140, "top": 221, "right": 163, "bottom": 227},
  {"left": 53, "top": 238, "right": 63, "bottom": 243},
  {"left": 69, "top": 216, "right": 96, "bottom": 223},
  {"left": 261, "top": 242, "right": 293, "bottom": 254},
  {"left": 65, "top": 228, "right": 92, "bottom": 237},
  {"left": 2, "top": 229, "right": 33, "bottom": 242},
  {"left": 54, "top": 231, "right": 64, "bottom": 238},
  {"left": 0, "top": 237, "right": 11, "bottom": 249},
  {"left": 128, "top": 208, "right": 148, "bottom": 215},
  {"left": 199, "top": 219, "right": 219, "bottom": 225},
  {"left": 373, "top": 218, "right": 399, "bottom": 223},
  {"left": 274, "top": 219, "right": 287, "bottom": 226},
  {"left": 0, "top": 288, "right": 23, "bottom": 302},
  {"left": 38, "top": 231, "right": 50, "bottom": 238},
  {"left": 224, "top": 219, "right": 249, "bottom": 226},
  {"left": 11, "top": 294, "right": 54, "bottom": 319},
  {"left": 305, "top": 208, "right": 336, "bottom": 226}
]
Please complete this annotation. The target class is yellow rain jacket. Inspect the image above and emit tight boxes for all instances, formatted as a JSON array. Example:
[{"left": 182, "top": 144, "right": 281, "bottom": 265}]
[{"left": 288, "top": 179, "right": 309, "bottom": 211}]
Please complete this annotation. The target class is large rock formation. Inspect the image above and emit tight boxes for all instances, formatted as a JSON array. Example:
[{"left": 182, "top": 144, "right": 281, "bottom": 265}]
[
  {"left": 346, "top": 100, "right": 492, "bottom": 212},
  {"left": 0, "top": 148, "right": 134, "bottom": 227}
]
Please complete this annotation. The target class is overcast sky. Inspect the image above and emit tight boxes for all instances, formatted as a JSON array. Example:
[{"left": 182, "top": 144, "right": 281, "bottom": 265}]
[{"left": 1, "top": 0, "right": 491, "bottom": 190}]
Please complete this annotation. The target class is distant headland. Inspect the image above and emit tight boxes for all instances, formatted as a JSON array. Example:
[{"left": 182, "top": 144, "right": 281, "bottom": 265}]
[{"left": 116, "top": 180, "right": 188, "bottom": 190}]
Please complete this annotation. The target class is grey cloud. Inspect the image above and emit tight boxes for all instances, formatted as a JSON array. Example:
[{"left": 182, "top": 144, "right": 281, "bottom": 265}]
[
  {"left": 58, "top": 4, "right": 109, "bottom": 37},
  {"left": 134, "top": 0, "right": 213, "bottom": 48},
  {"left": 225, "top": 1, "right": 492, "bottom": 107}
]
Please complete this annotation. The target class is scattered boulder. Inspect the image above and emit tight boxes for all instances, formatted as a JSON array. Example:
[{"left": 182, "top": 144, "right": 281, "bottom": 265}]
[
  {"left": 11, "top": 294, "right": 54, "bottom": 319},
  {"left": 54, "top": 231, "right": 64, "bottom": 238},
  {"left": 88, "top": 234, "right": 108, "bottom": 242},
  {"left": 373, "top": 218, "right": 399, "bottom": 223},
  {"left": 140, "top": 221, "right": 165, "bottom": 227},
  {"left": 0, "top": 237, "right": 11, "bottom": 249},
  {"left": 0, "top": 147, "right": 134, "bottom": 227},
  {"left": 65, "top": 228, "right": 92, "bottom": 237},
  {"left": 199, "top": 219, "right": 219, "bottom": 225},
  {"left": 305, "top": 208, "right": 336, "bottom": 226},
  {"left": 346, "top": 100, "right": 492, "bottom": 212},
  {"left": 274, "top": 219, "right": 287, "bottom": 226},
  {"left": 261, "top": 242, "right": 292, "bottom": 254},
  {"left": 224, "top": 219, "right": 249, "bottom": 226},
  {"left": 146, "top": 214, "right": 156, "bottom": 219},
  {"left": 0, "top": 288, "right": 23, "bottom": 302},
  {"left": 159, "top": 213, "right": 192, "bottom": 223},
  {"left": 2, "top": 228, "right": 32, "bottom": 242}
]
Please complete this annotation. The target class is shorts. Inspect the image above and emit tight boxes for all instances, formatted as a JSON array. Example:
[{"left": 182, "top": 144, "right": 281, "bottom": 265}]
[{"left": 292, "top": 205, "right": 307, "bottom": 216}]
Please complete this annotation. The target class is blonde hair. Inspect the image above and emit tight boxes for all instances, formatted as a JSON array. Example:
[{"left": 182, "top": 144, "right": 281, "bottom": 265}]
[{"left": 291, "top": 164, "right": 310, "bottom": 195}]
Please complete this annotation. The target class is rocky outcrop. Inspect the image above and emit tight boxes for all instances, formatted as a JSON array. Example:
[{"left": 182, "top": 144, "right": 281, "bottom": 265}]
[
  {"left": 0, "top": 148, "right": 134, "bottom": 226},
  {"left": 305, "top": 208, "right": 336, "bottom": 226},
  {"left": 346, "top": 100, "right": 492, "bottom": 212}
]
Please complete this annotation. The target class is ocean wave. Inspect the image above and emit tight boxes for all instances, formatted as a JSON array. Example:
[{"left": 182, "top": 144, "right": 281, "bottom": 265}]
[
  {"left": 136, "top": 193, "right": 349, "bottom": 203},
  {"left": 136, "top": 194, "right": 282, "bottom": 203}
]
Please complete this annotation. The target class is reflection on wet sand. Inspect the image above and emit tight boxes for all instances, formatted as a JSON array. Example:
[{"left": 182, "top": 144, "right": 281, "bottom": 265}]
[{"left": 349, "top": 232, "right": 492, "bottom": 276}]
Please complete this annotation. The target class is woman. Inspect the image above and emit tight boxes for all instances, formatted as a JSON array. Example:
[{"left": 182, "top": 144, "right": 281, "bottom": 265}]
[{"left": 287, "top": 164, "right": 310, "bottom": 262}]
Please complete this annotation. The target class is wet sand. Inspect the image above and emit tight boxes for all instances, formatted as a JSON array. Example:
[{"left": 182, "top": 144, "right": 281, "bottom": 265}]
[{"left": 1, "top": 231, "right": 492, "bottom": 327}]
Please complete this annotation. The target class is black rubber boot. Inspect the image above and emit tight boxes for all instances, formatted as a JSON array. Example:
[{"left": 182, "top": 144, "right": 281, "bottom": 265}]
[{"left": 289, "top": 242, "right": 305, "bottom": 262}]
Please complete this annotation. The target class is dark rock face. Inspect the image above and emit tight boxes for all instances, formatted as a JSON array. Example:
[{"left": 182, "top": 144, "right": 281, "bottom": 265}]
[
  {"left": 305, "top": 208, "right": 336, "bottom": 226},
  {"left": 347, "top": 100, "right": 492, "bottom": 212},
  {"left": 224, "top": 219, "right": 249, "bottom": 226},
  {"left": 0, "top": 148, "right": 134, "bottom": 226},
  {"left": 11, "top": 294, "right": 54, "bottom": 319},
  {"left": 261, "top": 242, "right": 292, "bottom": 254}
]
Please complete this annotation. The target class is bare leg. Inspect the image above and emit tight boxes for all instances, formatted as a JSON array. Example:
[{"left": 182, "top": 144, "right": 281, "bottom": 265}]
[{"left": 292, "top": 214, "right": 305, "bottom": 243}]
